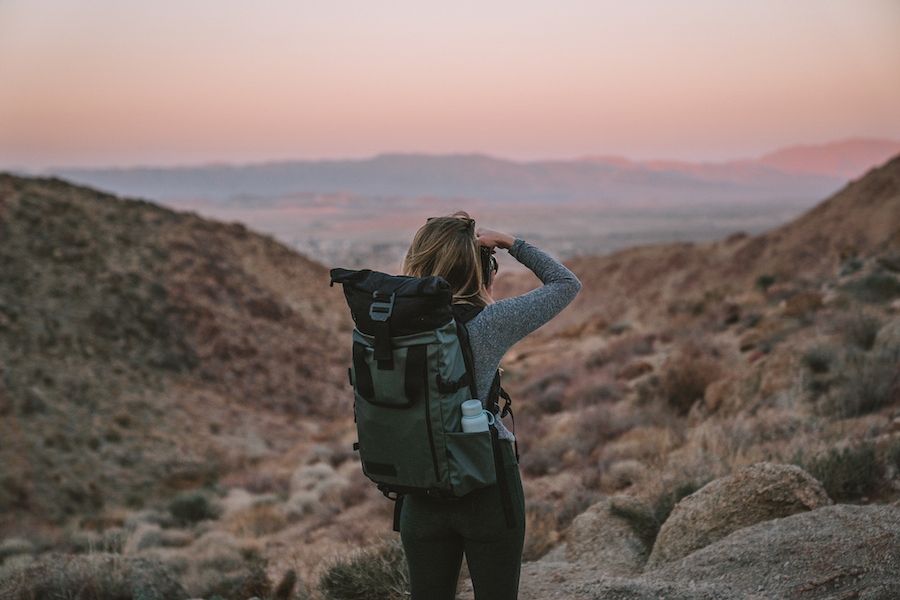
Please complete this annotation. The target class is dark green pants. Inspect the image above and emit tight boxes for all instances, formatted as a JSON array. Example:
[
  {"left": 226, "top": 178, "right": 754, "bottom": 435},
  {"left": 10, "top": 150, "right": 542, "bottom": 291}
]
[{"left": 400, "top": 442, "right": 526, "bottom": 600}]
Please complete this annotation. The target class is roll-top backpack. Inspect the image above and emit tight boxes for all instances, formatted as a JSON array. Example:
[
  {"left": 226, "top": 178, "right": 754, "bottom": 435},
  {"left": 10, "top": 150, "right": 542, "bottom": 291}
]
[{"left": 330, "top": 267, "right": 515, "bottom": 530}]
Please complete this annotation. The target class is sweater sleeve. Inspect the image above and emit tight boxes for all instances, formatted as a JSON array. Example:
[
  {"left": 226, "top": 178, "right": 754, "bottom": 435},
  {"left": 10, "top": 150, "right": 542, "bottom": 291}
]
[
  {"left": 467, "top": 239, "right": 581, "bottom": 401},
  {"left": 484, "top": 238, "right": 581, "bottom": 347}
]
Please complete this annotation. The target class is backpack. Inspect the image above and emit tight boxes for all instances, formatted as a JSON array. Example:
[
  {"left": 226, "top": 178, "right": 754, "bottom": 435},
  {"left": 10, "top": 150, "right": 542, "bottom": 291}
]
[{"left": 330, "top": 267, "right": 515, "bottom": 529}]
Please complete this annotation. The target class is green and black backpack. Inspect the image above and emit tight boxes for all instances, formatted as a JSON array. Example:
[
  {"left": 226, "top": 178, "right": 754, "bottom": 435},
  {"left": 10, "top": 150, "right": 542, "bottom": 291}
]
[{"left": 330, "top": 268, "right": 514, "bottom": 529}]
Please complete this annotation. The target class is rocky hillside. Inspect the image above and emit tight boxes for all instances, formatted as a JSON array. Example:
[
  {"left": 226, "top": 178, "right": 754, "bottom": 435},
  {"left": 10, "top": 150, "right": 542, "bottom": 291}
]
[
  {"left": 496, "top": 153, "right": 900, "bottom": 335},
  {"left": 0, "top": 175, "right": 351, "bottom": 528},
  {"left": 1, "top": 157, "right": 899, "bottom": 598},
  {"left": 485, "top": 156, "right": 900, "bottom": 590}
]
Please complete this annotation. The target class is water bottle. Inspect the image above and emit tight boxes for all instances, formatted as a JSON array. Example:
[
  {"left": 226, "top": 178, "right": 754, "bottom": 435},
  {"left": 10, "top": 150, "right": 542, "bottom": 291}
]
[{"left": 461, "top": 400, "right": 493, "bottom": 433}]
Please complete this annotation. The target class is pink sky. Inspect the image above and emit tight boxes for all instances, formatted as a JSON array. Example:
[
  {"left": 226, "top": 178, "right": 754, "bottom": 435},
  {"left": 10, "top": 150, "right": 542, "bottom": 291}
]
[{"left": 1, "top": 0, "right": 899, "bottom": 170}]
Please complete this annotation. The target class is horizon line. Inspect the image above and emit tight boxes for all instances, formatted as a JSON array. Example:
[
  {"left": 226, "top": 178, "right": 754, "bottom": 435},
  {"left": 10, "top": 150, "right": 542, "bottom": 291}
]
[{"left": 5, "top": 135, "right": 899, "bottom": 174}]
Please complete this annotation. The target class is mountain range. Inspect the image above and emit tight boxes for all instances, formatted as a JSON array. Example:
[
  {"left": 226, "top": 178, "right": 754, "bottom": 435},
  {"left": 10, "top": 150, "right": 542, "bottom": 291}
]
[{"left": 43, "top": 138, "right": 900, "bottom": 208}]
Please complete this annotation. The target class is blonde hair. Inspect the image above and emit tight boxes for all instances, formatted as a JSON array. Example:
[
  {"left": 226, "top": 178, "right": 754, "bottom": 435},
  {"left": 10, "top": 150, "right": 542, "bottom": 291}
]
[{"left": 402, "top": 211, "right": 491, "bottom": 307}]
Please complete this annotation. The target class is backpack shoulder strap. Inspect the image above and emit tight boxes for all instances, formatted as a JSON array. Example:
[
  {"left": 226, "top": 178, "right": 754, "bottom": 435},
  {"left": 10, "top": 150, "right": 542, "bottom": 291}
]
[{"left": 451, "top": 304, "right": 483, "bottom": 400}]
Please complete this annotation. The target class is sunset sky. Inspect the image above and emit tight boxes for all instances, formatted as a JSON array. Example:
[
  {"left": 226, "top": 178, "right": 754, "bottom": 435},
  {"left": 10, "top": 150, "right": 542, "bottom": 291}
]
[{"left": 1, "top": 0, "right": 899, "bottom": 170}]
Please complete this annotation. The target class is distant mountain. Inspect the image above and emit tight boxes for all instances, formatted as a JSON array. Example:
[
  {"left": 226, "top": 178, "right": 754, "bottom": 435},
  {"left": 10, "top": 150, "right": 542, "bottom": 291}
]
[
  {"left": 584, "top": 137, "right": 900, "bottom": 184},
  {"left": 756, "top": 138, "right": 900, "bottom": 179},
  {"left": 39, "top": 139, "right": 898, "bottom": 208}
]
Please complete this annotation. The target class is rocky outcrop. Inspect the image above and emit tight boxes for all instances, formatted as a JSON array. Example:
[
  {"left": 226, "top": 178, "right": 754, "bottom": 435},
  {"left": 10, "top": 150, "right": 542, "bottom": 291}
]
[
  {"left": 570, "top": 504, "right": 900, "bottom": 600},
  {"left": 565, "top": 496, "right": 653, "bottom": 576},
  {"left": 645, "top": 462, "right": 831, "bottom": 568}
]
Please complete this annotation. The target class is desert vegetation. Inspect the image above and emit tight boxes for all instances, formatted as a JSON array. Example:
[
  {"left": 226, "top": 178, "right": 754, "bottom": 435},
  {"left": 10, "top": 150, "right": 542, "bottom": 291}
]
[{"left": 2, "top": 156, "right": 900, "bottom": 599}]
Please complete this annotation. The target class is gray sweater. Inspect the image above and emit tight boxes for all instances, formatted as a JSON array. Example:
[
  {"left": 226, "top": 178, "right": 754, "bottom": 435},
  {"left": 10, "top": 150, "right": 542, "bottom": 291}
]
[{"left": 467, "top": 239, "right": 581, "bottom": 441}]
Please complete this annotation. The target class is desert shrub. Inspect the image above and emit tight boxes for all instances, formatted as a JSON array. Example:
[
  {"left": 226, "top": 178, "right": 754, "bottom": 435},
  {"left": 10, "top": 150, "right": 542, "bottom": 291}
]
[
  {"left": 65, "top": 526, "right": 128, "bottom": 555},
  {"left": 556, "top": 489, "right": 602, "bottom": 529},
  {"left": 534, "top": 383, "right": 565, "bottom": 414},
  {"left": 635, "top": 374, "right": 663, "bottom": 405},
  {"left": 576, "top": 405, "right": 637, "bottom": 454},
  {"left": 884, "top": 439, "right": 900, "bottom": 481},
  {"left": 318, "top": 538, "right": 409, "bottom": 600},
  {"left": 519, "top": 448, "right": 557, "bottom": 477},
  {"left": 339, "top": 473, "right": 371, "bottom": 509},
  {"left": 803, "top": 344, "right": 837, "bottom": 374},
  {"left": 833, "top": 311, "right": 883, "bottom": 350},
  {"left": 273, "top": 569, "right": 303, "bottom": 600},
  {"left": 586, "top": 382, "right": 620, "bottom": 403},
  {"left": 661, "top": 344, "right": 721, "bottom": 415},
  {"left": 221, "top": 470, "right": 291, "bottom": 495},
  {"left": 520, "top": 368, "right": 573, "bottom": 415},
  {"left": 794, "top": 443, "right": 877, "bottom": 501},
  {"left": 194, "top": 560, "right": 276, "bottom": 600},
  {"left": 842, "top": 270, "right": 900, "bottom": 303},
  {"left": 823, "top": 346, "right": 900, "bottom": 418},
  {"left": 1, "top": 553, "right": 185, "bottom": 600},
  {"left": 227, "top": 501, "right": 289, "bottom": 537},
  {"left": 586, "top": 347, "right": 611, "bottom": 369},
  {"left": 168, "top": 491, "right": 221, "bottom": 526},
  {"left": 606, "top": 333, "right": 655, "bottom": 363},
  {"left": 523, "top": 502, "right": 558, "bottom": 561},
  {"left": 755, "top": 274, "right": 776, "bottom": 292},
  {"left": 608, "top": 320, "right": 633, "bottom": 335},
  {"left": 840, "top": 256, "right": 865, "bottom": 276}
]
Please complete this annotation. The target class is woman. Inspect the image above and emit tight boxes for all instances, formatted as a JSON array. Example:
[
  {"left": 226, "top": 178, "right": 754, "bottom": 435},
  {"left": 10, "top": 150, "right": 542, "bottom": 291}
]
[{"left": 400, "top": 212, "right": 581, "bottom": 600}]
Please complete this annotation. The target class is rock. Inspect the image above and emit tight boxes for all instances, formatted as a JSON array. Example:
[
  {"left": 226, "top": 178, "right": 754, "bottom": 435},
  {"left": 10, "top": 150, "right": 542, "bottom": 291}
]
[
  {"left": 646, "top": 504, "right": 900, "bottom": 598},
  {"left": 566, "top": 496, "right": 653, "bottom": 576},
  {"left": 569, "top": 505, "right": 900, "bottom": 600},
  {"left": 645, "top": 462, "right": 831, "bottom": 569}
]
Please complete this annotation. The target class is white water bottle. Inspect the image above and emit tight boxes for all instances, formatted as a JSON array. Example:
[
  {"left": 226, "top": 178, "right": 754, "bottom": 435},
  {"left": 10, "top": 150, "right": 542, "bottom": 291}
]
[{"left": 461, "top": 400, "right": 493, "bottom": 433}]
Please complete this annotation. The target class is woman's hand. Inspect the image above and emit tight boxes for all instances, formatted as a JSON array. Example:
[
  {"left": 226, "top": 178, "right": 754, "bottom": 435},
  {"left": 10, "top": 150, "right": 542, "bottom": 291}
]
[{"left": 475, "top": 228, "right": 515, "bottom": 250}]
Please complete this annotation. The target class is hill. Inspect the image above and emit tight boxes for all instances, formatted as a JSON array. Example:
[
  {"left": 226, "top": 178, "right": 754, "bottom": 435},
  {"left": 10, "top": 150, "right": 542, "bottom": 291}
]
[
  {"left": 501, "top": 153, "right": 900, "bottom": 335},
  {"left": 0, "top": 174, "right": 351, "bottom": 527}
]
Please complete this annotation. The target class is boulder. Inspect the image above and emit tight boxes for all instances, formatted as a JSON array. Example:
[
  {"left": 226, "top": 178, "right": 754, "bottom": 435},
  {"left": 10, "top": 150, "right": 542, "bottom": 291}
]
[
  {"left": 645, "top": 462, "right": 830, "bottom": 569},
  {"left": 571, "top": 505, "right": 900, "bottom": 600},
  {"left": 566, "top": 495, "right": 653, "bottom": 576}
]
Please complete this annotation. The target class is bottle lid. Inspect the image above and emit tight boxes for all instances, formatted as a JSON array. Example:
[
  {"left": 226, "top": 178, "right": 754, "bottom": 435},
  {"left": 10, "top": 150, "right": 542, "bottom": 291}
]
[{"left": 461, "top": 399, "right": 483, "bottom": 417}]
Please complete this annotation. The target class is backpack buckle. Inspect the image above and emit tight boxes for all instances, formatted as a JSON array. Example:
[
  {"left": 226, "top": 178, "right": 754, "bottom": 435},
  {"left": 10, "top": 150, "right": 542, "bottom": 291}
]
[{"left": 369, "top": 292, "right": 395, "bottom": 322}]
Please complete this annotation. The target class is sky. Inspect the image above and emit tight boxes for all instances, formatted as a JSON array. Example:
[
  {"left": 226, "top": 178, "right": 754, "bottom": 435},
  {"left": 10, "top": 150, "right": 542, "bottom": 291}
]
[{"left": 1, "top": 0, "right": 899, "bottom": 170}]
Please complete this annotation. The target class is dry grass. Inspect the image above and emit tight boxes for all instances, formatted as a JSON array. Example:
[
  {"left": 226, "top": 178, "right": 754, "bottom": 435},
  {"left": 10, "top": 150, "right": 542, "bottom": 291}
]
[
  {"left": 0, "top": 553, "right": 186, "bottom": 600},
  {"left": 661, "top": 340, "right": 723, "bottom": 415},
  {"left": 523, "top": 502, "right": 559, "bottom": 562},
  {"left": 317, "top": 538, "right": 408, "bottom": 600},
  {"left": 226, "top": 502, "right": 291, "bottom": 538}
]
